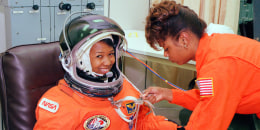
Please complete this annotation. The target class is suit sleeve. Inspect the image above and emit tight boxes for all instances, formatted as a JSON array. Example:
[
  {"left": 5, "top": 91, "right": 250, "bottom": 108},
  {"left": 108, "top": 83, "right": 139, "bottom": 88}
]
[
  {"left": 184, "top": 58, "right": 242, "bottom": 130},
  {"left": 34, "top": 96, "right": 79, "bottom": 130},
  {"left": 170, "top": 89, "right": 200, "bottom": 110}
]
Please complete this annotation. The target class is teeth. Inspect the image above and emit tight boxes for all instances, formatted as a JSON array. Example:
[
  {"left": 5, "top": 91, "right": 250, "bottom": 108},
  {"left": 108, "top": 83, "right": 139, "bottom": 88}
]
[{"left": 100, "top": 69, "right": 109, "bottom": 73}]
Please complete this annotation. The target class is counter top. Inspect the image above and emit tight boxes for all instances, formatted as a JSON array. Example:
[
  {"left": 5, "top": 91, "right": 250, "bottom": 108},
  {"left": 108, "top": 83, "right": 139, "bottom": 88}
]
[{"left": 124, "top": 30, "right": 196, "bottom": 71}]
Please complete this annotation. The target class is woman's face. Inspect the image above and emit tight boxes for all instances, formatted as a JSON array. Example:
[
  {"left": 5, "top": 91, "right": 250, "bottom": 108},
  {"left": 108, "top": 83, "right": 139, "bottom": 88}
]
[
  {"left": 160, "top": 36, "right": 194, "bottom": 65},
  {"left": 90, "top": 41, "right": 115, "bottom": 74}
]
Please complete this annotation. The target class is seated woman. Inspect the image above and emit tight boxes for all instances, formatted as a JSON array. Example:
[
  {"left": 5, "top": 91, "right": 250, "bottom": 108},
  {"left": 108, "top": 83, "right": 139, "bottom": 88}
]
[{"left": 33, "top": 14, "right": 180, "bottom": 130}]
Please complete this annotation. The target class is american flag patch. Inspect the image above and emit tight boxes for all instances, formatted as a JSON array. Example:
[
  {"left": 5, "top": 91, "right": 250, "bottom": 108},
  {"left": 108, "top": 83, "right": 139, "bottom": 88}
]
[{"left": 196, "top": 78, "right": 214, "bottom": 97}]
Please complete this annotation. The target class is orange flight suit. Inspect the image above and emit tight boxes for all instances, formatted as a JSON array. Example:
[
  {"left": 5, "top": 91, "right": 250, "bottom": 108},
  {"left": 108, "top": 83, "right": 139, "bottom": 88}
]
[
  {"left": 170, "top": 33, "right": 260, "bottom": 130},
  {"left": 34, "top": 79, "right": 177, "bottom": 130}
]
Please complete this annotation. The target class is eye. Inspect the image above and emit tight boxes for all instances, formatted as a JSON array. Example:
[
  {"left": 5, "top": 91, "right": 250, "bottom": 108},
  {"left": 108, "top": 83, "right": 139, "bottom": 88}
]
[
  {"left": 109, "top": 52, "right": 115, "bottom": 56},
  {"left": 96, "top": 55, "right": 102, "bottom": 58}
]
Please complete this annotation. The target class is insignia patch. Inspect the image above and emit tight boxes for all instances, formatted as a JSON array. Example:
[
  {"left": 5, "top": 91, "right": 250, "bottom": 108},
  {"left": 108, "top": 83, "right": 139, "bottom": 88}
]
[
  {"left": 84, "top": 115, "right": 110, "bottom": 130},
  {"left": 38, "top": 98, "right": 59, "bottom": 113},
  {"left": 196, "top": 78, "right": 214, "bottom": 97},
  {"left": 126, "top": 102, "right": 136, "bottom": 114}
]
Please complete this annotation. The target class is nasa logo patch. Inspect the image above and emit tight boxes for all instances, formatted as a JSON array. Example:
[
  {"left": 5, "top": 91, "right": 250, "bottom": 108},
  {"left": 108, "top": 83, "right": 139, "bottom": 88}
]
[
  {"left": 84, "top": 115, "right": 110, "bottom": 130},
  {"left": 38, "top": 98, "right": 59, "bottom": 113}
]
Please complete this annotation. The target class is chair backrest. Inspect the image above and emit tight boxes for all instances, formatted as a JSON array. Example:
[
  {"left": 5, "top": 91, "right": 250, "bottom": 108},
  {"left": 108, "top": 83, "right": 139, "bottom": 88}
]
[{"left": 0, "top": 42, "right": 65, "bottom": 130}]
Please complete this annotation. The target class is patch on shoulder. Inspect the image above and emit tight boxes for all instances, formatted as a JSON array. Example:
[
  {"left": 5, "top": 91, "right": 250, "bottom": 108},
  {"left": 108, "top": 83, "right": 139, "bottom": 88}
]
[
  {"left": 38, "top": 98, "right": 59, "bottom": 113},
  {"left": 196, "top": 78, "right": 214, "bottom": 97},
  {"left": 83, "top": 115, "right": 110, "bottom": 130}
]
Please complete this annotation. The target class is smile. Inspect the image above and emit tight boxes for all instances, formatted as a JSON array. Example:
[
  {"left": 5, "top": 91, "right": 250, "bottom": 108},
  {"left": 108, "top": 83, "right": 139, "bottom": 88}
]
[{"left": 100, "top": 68, "right": 110, "bottom": 73}]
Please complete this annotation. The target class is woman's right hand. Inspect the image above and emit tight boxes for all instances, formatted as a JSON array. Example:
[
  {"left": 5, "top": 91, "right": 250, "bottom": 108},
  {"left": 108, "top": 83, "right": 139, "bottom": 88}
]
[{"left": 142, "top": 87, "right": 173, "bottom": 104}]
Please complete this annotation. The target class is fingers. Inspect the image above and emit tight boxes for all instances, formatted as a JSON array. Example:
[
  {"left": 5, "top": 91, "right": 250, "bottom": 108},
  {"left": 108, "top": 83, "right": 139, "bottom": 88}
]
[
  {"left": 142, "top": 87, "right": 157, "bottom": 99},
  {"left": 142, "top": 91, "right": 153, "bottom": 99},
  {"left": 142, "top": 87, "right": 162, "bottom": 104},
  {"left": 142, "top": 86, "right": 173, "bottom": 104},
  {"left": 143, "top": 93, "right": 158, "bottom": 104}
]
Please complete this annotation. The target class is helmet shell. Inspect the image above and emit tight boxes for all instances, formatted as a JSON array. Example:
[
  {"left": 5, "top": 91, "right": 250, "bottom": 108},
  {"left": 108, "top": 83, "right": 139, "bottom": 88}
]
[
  {"left": 59, "top": 14, "right": 127, "bottom": 97},
  {"left": 60, "top": 14, "right": 125, "bottom": 55}
]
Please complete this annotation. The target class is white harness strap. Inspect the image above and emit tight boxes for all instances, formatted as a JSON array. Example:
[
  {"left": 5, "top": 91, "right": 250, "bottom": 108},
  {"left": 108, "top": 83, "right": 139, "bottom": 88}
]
[
  {"left": 108, "top": 96, "right": 154, "bottom": 130},
  {"left": 113, "top": 96, "right": 142, "bottom": 123},
  {"left": 108, "top": 74, "right": 154, "bottom": 129}
]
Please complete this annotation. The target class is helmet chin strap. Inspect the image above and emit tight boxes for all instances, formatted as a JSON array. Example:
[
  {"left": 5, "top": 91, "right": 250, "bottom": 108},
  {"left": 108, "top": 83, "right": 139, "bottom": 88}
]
[
  {"left": 91, "top": 71, "right": 114, "bottom": 83},
  {"left": 64, "top": 72, "right": 122, "bottom": 97}
]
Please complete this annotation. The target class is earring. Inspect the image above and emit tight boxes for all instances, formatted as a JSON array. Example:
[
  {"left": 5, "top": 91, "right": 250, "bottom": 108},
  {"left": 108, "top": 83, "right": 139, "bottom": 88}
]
[{"left": 184, "top": 44, "right": 187, "bottom": 48}]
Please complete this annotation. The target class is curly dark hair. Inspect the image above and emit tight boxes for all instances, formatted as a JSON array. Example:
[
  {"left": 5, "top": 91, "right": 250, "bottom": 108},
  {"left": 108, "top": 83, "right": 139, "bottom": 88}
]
[{"left": 145, "top": 0, "right": 207, "bottom": 50}]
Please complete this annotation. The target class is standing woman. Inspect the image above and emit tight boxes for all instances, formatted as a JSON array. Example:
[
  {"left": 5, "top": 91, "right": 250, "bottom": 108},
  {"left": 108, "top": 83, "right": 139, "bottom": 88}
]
[{"left": 143, "top": 0, "right": 260, "bottom": 130}]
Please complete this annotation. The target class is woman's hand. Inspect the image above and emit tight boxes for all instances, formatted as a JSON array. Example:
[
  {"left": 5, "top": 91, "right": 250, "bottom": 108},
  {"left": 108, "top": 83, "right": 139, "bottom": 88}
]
[{"left": 142, "top": 87, "right": 173, "bottom": 104}]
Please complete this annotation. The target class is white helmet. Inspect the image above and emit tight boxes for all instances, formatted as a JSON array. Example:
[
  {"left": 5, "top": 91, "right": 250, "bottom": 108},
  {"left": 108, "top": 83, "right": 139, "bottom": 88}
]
[{"left": 59, "top": 13, "right": 127, "bottom": 97}]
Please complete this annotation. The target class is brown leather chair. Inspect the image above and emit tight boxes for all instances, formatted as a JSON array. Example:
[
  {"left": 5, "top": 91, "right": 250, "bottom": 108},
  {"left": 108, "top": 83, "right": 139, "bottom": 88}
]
[{"left": 0, "top": 42, "right": 65, "bottom": 130}]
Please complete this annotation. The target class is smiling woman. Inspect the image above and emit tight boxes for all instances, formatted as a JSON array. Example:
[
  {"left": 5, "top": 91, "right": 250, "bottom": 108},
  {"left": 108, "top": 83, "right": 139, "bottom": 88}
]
[
  {"left": 90, "top": 39, "right": 115, "bottom": 76},
  {"left": 75, "top": 37, "right": 117, "bottom": 83},
  {"left": 33, "top": 13, "right": 180, "bottom": 130}
]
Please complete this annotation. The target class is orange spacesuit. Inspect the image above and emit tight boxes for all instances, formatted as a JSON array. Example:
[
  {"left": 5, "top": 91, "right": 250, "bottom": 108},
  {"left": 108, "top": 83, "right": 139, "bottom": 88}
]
[
  {"left": 170, "top": 33, "right": 260, "bottom": 130},
  {"left": 33, "top": 13, "right": 181, "bottom": 130},
  {"left": 34, "top": 79, "right": 177, "bottom": 130}
]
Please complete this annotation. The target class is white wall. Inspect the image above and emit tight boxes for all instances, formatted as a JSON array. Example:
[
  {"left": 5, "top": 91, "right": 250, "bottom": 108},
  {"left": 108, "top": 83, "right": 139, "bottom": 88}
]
[
  {"left": 108, "top": 0, "right": 150, "bottom": 31},
  {"left": 0, "top": 5, "right": 6, "bottom": 53}
]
